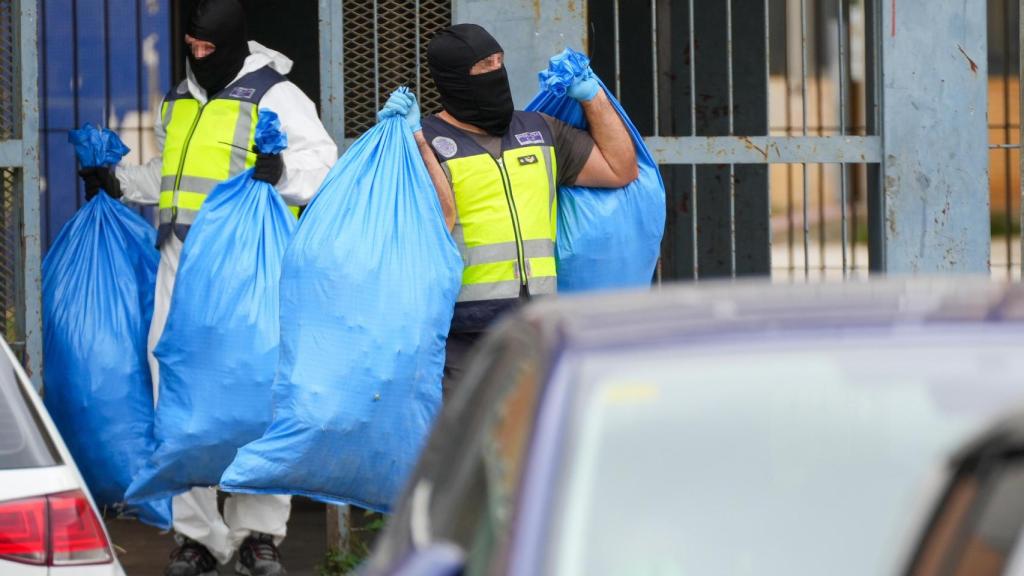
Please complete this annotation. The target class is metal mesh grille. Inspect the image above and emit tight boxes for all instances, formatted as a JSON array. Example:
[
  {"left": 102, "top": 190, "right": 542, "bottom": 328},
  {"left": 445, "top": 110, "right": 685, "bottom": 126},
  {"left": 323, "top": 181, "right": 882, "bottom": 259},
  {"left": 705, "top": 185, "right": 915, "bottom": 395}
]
[
  {"left": 0, "top": 0, "right": 18, "bottom": 139},
  {"left": 343, "top": 0, "right": 451, "bottom": 138},
  {"left": 0, "top": 168, "right": 22, "bottom": 354}
]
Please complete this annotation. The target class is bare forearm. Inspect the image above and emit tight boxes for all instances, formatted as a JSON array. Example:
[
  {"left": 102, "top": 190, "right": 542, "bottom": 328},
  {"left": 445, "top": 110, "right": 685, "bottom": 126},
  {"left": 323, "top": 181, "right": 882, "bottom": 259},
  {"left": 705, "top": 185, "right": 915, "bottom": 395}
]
[
  {"left": 415, "top": 131, "right": 456, "bottom": 231},
  {"left": 582, "top": 91, "right": 638, "bottom": 183}
]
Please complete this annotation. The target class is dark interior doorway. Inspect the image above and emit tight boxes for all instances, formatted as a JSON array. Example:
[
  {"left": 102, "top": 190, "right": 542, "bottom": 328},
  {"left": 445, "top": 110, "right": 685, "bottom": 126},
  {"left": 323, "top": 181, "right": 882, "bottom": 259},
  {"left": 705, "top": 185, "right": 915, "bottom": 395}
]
[{"left": 171, "top": 0, "right": 321, "bottom": 109}]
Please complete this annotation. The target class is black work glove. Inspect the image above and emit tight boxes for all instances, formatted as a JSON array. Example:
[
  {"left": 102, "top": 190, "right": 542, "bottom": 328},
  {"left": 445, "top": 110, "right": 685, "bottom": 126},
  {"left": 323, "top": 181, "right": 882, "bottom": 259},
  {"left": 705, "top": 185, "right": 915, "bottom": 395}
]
[
  {"left": 78, "top": 166, "right": 122, "bottom": 201},
  {"left": 252, "top": 151, "right": 284, "bottom": 185}
]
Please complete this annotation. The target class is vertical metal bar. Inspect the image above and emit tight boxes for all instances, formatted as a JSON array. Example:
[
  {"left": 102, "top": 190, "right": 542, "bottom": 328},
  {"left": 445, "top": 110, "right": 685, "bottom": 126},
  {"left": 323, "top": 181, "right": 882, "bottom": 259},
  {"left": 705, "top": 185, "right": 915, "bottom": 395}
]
[
  {"left": 1006, "top": 0, "right": 1014, "bottom": 277},
  {"left": 653, "top": 0, "right": 663, "bottom": 285},
  {"left": 726, "top": 0, "right": 737, "bottom": 277},
  {"left": 1020, "top": 0, "right": 1024, "bottom": 280},
  {"left": 651, "top": 0, "right": 660, "bottom": 136},
  {"left": 71, "top": 0, "right": 81, "bottom": 209},
  {"left": 373, "top": 0, "right": 381, "bottom": 112},
  {"left": 765, "top": 0, "right": 772, "bottom": 274},
  {"left": 866, "top": 0, "right": 885, "bottom": 273},
  {"left": 838, "top": 0, "right": 849, "bottom": 277},
  {"left": 785, "top": 0, "right": 796, "bottom": 276},
  {"left": 18, "top": 0, "right": 42, "bottom": 388},
  {"left": 613, "top": 0, "right": 622, "bottom": 98},
  {"left": 415, "top": 0, "right": 422, "bottom": 102},
  {"left": 689, "top": 0, "right": 699, "bottom": 280},
  {"left": 319, "top": 0, "right": 345, "bottom": 150},
  {"left": 801, "top": 0, "right": 810, "bottom": 279},
  {"left": 816, "top": 5, "right": 826, "bottom": 275}
]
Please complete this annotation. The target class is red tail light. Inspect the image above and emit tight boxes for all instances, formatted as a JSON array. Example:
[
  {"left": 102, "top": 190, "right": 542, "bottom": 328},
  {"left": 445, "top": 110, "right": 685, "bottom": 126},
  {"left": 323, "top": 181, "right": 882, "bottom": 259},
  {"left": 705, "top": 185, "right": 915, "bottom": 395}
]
[
  {"left": 0, "top": 496, "right": 47, "bottom": 565},
  {"left": 0, "top": 490, "right": 113, "bottom": 566},
  {"left": 49, "top": 491, "right": 113, "bottom": 565}
]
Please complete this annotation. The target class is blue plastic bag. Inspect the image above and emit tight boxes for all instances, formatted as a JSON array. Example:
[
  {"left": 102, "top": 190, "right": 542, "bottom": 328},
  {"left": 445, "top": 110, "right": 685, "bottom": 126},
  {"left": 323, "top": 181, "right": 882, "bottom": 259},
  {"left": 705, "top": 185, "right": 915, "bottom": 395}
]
[
  {"left": 44, "top": 124, "right": 171, "bottom": 528},
  {"left": 525, "top": 48, "right": 666, "bottom": 292},
  {"left": 221, "top": 112, "right": 463, "bottom": 512},
  {"left": 125, "top": 111, "right": 295, "bottom": 502}
]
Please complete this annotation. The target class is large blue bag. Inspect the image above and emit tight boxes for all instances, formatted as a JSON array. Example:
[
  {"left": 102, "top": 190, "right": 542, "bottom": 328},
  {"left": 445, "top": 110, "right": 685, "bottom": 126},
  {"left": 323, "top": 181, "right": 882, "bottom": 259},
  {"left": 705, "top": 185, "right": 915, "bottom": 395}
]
[
  {"left": 525, "top": 48, "right": 666, "bottom": 292},
  {"left": 126, "top": 111, "right": 295, "bottom": 502},
  {"left": 221, "top": 112, "right": 463, "bottom": 512},
  {"left": 44, "top": 124, "right": 171, "bottom": 528}
]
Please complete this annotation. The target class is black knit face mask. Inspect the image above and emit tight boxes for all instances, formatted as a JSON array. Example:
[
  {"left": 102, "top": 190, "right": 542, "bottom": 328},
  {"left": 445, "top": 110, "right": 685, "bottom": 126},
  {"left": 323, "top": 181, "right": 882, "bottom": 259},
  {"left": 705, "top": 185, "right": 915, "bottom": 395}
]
[
  {"left": 427, "top": 24, "right": 514, "bottom": 136},
  {"left": 187, "top": 0, "right": 250, "bottom": 97}
]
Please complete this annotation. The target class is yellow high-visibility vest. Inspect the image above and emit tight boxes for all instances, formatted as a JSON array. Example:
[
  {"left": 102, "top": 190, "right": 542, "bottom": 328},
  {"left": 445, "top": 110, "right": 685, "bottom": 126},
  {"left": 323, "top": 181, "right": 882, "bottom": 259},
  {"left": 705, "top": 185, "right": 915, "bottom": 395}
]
[
  {"left": 422, "top": 112, "right": 558, "bottom": 314},
  {"left": 158, "top": 66, "right": 296, "bottom": 244}
]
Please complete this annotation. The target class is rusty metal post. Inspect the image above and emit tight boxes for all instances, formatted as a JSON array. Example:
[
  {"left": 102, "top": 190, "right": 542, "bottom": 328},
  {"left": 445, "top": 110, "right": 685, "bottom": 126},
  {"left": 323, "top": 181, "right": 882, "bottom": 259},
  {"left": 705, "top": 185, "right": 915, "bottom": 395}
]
[
  {"left": 879, "top": 0, "right": 989, "bottom": 273},
  {"left": 1020, "top": 0, "right": 1023, "bottom": 280}
]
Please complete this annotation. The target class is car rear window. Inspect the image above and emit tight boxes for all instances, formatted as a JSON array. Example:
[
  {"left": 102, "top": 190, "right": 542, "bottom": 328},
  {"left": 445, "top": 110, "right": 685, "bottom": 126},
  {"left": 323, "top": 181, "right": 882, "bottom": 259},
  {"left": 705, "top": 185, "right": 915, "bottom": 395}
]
[
  {"left": 548, "top": 325, "right": 1024, "bottom": 576},
  {"left": 0, "top": 353, "right": 59, "bottom": 469}
]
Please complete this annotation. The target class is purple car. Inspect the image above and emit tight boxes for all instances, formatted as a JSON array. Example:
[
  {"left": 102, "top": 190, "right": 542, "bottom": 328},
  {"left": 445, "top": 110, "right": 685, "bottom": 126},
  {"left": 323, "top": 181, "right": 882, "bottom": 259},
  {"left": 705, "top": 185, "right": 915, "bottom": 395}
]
[{"left": 365, "top": 279, "right": 1024, "bottom": 576}]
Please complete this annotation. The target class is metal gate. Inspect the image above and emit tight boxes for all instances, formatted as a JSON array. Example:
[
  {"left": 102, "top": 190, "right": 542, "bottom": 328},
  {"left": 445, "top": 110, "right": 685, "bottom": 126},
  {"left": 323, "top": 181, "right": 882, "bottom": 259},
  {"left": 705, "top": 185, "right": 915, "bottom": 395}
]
[
  {"left": 319, "top": 0, "right": 991, "bottom": 282},
  {"left": 590, "top": 0, "right": 880, "bottom": 281},
  {"left": 0, "top": 0, "right": 40, "bottom": 385}
]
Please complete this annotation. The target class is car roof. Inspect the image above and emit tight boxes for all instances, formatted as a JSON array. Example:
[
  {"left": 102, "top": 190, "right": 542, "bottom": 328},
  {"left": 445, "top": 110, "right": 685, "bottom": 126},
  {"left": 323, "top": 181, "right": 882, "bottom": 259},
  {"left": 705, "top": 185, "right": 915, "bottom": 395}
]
[{"left": 516, "top": 278, "right": 1024, "bottom": 352}]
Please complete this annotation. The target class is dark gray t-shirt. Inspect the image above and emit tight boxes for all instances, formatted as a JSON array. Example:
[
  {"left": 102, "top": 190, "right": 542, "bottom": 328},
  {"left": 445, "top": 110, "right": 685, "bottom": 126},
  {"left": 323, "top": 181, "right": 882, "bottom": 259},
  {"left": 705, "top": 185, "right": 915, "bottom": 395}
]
[{"left": 462, "top": 113, "right": 596, "bottom": 186}]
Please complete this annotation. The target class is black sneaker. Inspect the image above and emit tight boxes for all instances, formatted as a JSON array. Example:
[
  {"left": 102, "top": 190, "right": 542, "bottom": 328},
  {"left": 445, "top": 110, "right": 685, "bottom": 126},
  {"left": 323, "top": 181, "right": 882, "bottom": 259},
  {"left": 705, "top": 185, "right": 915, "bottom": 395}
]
[
  {"left": 165, "top": 537, "right": 219, "bottom": 576},
  {"left": 235, "top": 532, "right": 286, "bottom": 576}
]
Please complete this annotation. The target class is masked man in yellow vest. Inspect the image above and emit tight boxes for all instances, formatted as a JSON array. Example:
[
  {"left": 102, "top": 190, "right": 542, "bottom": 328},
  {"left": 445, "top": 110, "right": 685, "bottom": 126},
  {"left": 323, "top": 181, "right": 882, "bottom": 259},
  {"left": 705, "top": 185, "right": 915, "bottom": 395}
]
[
  {"left": 77, "top": 1, "right": 336, "bottom": 574},
  {"left": 377, "top": 24, "right": 638, "bottom": 396}
]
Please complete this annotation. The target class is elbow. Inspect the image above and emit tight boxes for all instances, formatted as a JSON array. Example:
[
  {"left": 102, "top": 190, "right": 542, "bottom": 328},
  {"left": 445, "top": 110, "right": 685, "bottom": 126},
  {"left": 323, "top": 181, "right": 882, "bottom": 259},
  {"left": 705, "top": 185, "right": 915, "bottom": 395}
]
[{"left": 613, "top": 161, "right": 640, "bottom": 188}]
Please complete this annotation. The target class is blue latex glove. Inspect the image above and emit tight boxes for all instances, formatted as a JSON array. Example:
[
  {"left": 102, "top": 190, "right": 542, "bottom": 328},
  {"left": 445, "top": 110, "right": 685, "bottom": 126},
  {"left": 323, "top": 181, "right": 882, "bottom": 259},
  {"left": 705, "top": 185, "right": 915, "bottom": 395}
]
[
  {"left": 567, "top": 70, "right": 601, "bottom": 103},
  {"left": 377, "top": 87, "right": 422, "bottom": 132}
]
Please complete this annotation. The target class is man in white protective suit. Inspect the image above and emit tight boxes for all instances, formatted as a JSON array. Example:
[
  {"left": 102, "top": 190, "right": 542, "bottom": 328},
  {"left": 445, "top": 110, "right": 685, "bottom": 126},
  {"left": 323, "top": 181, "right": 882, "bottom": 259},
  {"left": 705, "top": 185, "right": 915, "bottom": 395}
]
[{"left": 77, "top": 0, "right": 337, "bottom": 574}]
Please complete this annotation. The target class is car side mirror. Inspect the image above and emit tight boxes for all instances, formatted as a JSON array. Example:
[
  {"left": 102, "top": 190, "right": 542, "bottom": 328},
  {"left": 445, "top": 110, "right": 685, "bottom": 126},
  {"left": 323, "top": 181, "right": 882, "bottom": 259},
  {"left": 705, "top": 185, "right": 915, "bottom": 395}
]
[{"left": 391, "top": 542, "right": 465, "bottom": 576}]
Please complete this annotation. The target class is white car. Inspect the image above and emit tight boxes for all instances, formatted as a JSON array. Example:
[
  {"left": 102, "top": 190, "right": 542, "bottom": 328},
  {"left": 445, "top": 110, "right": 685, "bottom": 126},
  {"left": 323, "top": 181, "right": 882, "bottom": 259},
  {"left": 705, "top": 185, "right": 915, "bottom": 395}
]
[{"left": 0, "top": 338, "right": 124, "bottom": 575}]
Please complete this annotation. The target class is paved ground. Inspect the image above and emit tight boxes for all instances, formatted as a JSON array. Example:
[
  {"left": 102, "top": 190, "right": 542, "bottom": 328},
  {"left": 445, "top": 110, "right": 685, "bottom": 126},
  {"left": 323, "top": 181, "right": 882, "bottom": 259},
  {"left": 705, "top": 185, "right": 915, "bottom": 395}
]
[{"left": 107, "top": 498, "right": 328, "bottom": 576}]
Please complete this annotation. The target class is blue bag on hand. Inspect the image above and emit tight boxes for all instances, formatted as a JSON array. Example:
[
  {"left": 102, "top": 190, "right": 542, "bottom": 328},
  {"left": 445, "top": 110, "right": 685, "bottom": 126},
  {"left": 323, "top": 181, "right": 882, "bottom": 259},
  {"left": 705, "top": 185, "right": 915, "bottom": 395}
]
[
  {"left": 525, "top": 48, "right": 666, "bottom": 292},
  {"left": 44, "top": 124, "right": 170, "bottom": 528},
  {"left": 220, "top": 114, "right": 463, "bottom": 512},
  {"left": 125, "top": 111, "right": 295, "bottom": 502}
]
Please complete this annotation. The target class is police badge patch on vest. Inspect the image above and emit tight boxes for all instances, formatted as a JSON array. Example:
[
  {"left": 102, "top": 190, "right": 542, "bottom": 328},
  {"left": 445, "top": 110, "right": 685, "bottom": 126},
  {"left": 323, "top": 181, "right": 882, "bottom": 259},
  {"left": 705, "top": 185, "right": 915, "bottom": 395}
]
[
  {"left": 517, "top": 154, "right": 539, "bottom": 166},
  {"left": 431, "top": 136, "right": 459, "bottom": 158},
  {"left": 229, "top": 86, "right": 256, "bottom": 99},
  {"left": 514, "top": 131, "right": 545, "bottom": 146}
]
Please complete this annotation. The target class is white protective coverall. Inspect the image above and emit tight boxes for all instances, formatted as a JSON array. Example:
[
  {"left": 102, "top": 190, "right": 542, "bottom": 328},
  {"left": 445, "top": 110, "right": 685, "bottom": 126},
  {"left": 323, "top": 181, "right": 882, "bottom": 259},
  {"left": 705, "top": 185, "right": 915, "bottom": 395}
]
[{"left": 116, "top": 41, "right": 337, "bottom": 564}]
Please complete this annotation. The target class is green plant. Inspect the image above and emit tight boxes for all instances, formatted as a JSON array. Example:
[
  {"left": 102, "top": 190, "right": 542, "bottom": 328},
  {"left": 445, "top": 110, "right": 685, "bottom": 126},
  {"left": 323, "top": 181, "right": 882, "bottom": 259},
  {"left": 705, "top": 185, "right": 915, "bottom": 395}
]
[
  {"left": 316, "top": 513, "right": 388, "bottom": 576},
  {"left": 317, "top": 548, "right": 366, "bottom": 576}
]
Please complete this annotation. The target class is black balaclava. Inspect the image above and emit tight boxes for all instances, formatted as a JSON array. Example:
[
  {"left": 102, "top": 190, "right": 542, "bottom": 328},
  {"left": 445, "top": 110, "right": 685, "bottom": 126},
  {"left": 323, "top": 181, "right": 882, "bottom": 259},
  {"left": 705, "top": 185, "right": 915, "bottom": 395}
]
[
  {"left": 427, "top": 24, "right": 514, "bottom": 136},
  {"left": 187, "top": 0, "right": 250, "bottom": 97}
]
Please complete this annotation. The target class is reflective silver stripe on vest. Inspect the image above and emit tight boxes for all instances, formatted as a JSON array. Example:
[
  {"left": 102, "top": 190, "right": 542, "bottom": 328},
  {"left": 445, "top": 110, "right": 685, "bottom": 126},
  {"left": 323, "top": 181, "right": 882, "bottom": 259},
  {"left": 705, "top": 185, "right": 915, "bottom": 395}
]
[
  {"left": 464, "top": 241, "right": 519, "bottom": 267},
  {"left": 158, "top": 208, "right": 174, "bottom": 225},
  {"left": 457, "top": 279, "right": 521, "bottom": 303},
  {"left": 230, "top": 102, "right": 256, "bottom": 175},
  {"left": 175, "top": 208, "right": 199, "bottom": 226},
  {"left": 461, "top": 240, "right": 553, "bottom": 267},
  {"left": 158, "top": 207, "right": 200, "bottom": 226},
  {"left": 521, "top": 238, "right": 555, "bottom": 259},
  {"left": 540, "top": 146, "right": 556, "bottom": 212},
  {"left": 529, "top": 275, "right": 557, "bottom": 295},
  {"left": 160, "top": 175, "right": 223, "bottom": 195},
  {"left": 162, "top": 100, "right": 175, "bottom": 130}
]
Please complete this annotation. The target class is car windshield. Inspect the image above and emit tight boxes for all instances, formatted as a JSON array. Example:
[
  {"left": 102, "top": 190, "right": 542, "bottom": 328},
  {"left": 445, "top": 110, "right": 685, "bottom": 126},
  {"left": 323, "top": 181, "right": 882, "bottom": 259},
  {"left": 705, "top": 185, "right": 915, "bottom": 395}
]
[
  {"left": 548, "top": 326, "right": 1024, "bottom": 576},
  {"left": 0, "top": 346, "right": 58, "bottom": 470}
]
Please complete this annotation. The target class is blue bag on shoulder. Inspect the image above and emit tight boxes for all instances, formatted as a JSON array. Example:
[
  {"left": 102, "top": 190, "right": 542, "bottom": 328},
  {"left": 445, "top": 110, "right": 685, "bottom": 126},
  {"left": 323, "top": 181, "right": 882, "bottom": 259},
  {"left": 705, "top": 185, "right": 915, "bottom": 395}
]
[
  {"left": 44, "top": 124, "right": 171, "bottom": 529},
  {"left": 525, "top": 48, "right": 666, "bottom": 292},
  {"left": 221, "top": 106, "right": 463, "bottom": 512},
  {"left": 126, "top": 111, "right": 295, "bottom": 502}
]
